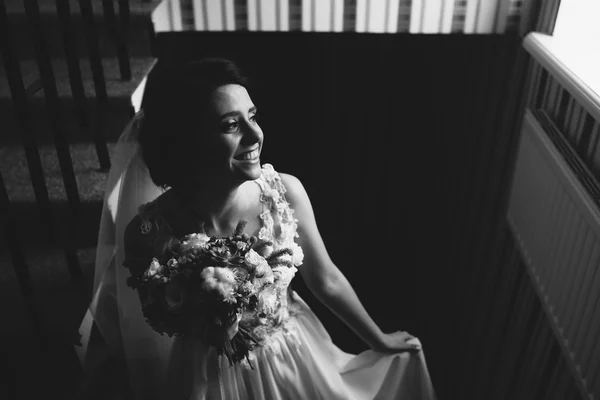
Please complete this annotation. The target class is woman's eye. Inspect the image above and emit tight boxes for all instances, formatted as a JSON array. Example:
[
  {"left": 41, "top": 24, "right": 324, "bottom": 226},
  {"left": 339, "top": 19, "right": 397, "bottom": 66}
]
[
  {"left": 250, "top": 113, "right": 258, "bottom": 123},
  {"left": 223, "top": 120, "right": 239, "bottom": 132}
]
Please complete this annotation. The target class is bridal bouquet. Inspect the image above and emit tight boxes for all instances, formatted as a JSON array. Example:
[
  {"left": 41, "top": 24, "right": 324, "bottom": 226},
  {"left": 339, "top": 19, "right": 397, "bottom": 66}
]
[{"left": 126, "top": 220, "right": 294, "bottom": 366}]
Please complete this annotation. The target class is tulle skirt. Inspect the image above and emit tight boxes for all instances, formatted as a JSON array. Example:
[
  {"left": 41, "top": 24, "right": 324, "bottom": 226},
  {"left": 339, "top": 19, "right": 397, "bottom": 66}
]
[{"left": 163, "top": 292, "right": 437, "bottom": 400}]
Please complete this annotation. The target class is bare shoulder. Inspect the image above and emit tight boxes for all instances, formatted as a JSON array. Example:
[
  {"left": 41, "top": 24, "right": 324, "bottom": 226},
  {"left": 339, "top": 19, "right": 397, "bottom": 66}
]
[{"left": 279, "top": 172, "right": 309, "bottom": 206}]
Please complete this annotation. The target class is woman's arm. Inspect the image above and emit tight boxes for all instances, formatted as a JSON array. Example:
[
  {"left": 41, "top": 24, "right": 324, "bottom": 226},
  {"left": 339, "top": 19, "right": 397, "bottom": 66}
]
[{"left": 279, "top": 173, "right": 419, "bottom": 353}]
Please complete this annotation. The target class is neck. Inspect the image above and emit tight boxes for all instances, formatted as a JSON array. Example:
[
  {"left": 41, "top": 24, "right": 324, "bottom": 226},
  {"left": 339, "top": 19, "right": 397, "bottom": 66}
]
[{"left": 170, "top": 179, "right": 247, "bottom": 234}]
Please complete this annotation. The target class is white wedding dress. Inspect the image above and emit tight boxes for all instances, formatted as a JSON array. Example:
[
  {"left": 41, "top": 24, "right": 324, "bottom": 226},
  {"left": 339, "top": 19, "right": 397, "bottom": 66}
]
[{"left": 75, "top": 112, "right": 438, "bottom": 400}]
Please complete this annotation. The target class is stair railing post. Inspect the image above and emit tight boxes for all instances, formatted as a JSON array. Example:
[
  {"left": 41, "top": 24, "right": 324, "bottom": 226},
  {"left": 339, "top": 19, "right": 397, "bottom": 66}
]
[
  {"left": 0, "top": 0, "right": 55, "bottom": 245},
  {"left": 55, "top": 0, "right": 90, "bottom": 131},
  {"left": 23, "top": 0, "right": 83, "bottom": 280},
  {"left": 78, "top": 0, "right": 112, "bottom": 171},
  {"left": 102, "top": 0, "right": 132, "bottom": 81}
]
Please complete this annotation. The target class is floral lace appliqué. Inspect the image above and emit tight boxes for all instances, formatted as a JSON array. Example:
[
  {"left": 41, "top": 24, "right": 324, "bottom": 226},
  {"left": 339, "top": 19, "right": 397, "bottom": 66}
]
[
  {"left": 137, "top": 201, "right": 161, "bottom": 234},
  {"left": 256, "top": 164, "right": 302, "bottom": 248},
  {"left": 234, "top": 164, "right": 306, "bottom": 357}
]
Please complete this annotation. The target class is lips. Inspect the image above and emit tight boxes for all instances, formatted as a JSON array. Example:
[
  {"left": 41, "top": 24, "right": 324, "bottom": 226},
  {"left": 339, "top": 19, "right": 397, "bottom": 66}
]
[{"left": 234, "top": 148, "right": 260, "bottom": 161}]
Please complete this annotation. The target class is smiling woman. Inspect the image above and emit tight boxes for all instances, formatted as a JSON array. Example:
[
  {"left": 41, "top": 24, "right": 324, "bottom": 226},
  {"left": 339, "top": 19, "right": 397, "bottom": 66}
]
[
  {"left": 77, "top": 57, "right": 438, "bottom": 400},
  {"left": 137, "top": 58, "right": 261, "bottom": 190}
]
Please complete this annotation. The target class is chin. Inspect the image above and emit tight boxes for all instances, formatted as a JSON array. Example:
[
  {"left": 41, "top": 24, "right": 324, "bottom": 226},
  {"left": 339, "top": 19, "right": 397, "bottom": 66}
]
[{"left": 234, "top": 161, "right": 262, "bottom": 181}]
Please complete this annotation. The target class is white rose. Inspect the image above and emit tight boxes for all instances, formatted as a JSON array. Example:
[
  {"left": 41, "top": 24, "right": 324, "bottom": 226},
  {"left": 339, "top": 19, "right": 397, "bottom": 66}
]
[
  {"left": 213, "top": 267, "right": 236, "bottom": 285},
  {"left": 245, "top": 249, "right": 264, "bottom": 267},
  {"left": 181, "top": 232, "right": 211, "bottom": 251},
  {"left": 144, "top": 258, "right": 163, "bottom": 278},
  {"left": 254, "top": 260, "right": 272, "bottom": 278},
  {"left": 257, "top": 292, "right": 278, "bottom": 315},
  {"left": 201, "top": 267, "right": 237, "bottom": 301}
]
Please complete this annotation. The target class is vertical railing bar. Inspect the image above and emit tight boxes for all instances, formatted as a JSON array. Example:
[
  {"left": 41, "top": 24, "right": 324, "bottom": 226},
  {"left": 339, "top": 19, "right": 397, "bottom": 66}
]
[
  {"left": 92, "top": 105, "right": 112, "bottom": 172},
  {"left": 78, "top": 0, "right": 111, "bottom": 171},
  {"left": 23, "top": 0, "right": 81, "bottom": 217},
  {"left": 119, "top": 0, "right": 132, "bottom": 67},
  {"left": 0, "top": 173, "right": 46, "bottom": 351},
  {"left": 0, "top": 0, "right": 55, "bottom": 245},
  {"left": 118, "top": 0, "right": 131, "bottom": 29},
  {"left": 102, "top": 0, "right": 132, "bottom": 80},
  {"left": 55, "top": 0, "right": 89, "bottom": 130},
  {"left": 78, "top": 0, "right": 108, "bottom": 101},
  {"left": 23, "top": 0, "right": 82, "bottom": 280}
]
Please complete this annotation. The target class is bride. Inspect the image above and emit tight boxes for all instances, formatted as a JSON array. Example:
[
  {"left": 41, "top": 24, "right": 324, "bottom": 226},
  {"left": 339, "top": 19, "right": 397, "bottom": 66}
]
[{"left": 75, "top": 57, "right": 437, "bottom": 399}]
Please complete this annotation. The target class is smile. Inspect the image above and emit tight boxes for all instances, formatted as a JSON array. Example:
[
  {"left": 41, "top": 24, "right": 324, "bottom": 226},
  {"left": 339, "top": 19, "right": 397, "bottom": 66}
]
[{"left": 236, "top": 148, "right": 259, "bottom": 161}]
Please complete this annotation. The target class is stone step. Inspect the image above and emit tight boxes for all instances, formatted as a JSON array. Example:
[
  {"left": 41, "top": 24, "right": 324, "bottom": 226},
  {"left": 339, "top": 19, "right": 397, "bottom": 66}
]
[
  {"left": 0, "top": 56, "right": 156, "bottom": 145},
  {"left": 4, "top": 0, "right": 164, "bottom": 60},
  {"left": 1, "top": 139, "right": 115, "bottom": 253},
  {"left": 0, "top": 243, "right": 96, "bottom": 399},
  {"left": 1, "top": 142, "right": 116, "bottom": 203}
]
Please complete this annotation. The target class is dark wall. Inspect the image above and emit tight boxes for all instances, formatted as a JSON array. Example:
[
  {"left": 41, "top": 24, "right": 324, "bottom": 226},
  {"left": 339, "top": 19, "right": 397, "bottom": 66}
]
[{"left": 153, "top": 32, "right": 523, "bottom": 399}]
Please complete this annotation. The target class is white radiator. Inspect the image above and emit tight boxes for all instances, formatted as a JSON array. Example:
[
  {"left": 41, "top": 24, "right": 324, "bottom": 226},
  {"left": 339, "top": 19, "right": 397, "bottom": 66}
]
[{"left": 507, "top": 108, "right": 600, "bottom": 398}]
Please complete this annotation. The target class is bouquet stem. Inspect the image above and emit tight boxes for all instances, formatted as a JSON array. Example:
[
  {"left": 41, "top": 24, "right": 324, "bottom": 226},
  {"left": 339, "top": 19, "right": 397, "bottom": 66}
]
[{"left": 217, "top": 325, "right": 260, "bottom": 368}]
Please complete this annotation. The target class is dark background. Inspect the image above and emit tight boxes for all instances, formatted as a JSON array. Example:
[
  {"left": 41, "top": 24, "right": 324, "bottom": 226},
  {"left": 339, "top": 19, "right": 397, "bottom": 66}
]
[{"left": 153, "top": 30, "right": 521, "bottom": 393}]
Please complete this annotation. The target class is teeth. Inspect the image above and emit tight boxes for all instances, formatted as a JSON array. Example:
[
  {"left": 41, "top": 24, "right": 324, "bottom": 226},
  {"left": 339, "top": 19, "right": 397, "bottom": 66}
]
[{"left": 242, "top": 149, "right": 259, "bottom": 160}]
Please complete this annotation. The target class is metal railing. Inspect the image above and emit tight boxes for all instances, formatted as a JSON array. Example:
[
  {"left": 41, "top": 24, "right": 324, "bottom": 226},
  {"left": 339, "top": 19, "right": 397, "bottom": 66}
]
[{"left": 0, "top": 0, "right": 138, "bottom": 351}]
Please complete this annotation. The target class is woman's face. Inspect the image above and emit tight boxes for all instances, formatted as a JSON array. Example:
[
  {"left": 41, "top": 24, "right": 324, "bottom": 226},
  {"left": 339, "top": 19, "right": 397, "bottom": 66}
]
[{"left": 187, "top": 84, "right": 264, "bottom": 185}]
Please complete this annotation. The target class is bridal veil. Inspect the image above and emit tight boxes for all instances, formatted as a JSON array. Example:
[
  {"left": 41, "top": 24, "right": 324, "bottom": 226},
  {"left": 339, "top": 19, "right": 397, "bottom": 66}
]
[{"left": 75, "top": 109, "right": 175, "bottom": 399}]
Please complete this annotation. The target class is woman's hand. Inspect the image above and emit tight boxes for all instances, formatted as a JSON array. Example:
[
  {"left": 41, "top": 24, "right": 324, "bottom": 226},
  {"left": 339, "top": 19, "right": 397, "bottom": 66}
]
[{"left": 372, "top": 331, "right": 421, "bottom": 353}]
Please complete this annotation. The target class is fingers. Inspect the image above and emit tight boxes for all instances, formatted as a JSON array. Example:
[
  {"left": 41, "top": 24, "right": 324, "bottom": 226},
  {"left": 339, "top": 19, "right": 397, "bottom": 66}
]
[
  {"left": 403, "top": 341, "right": 421, "bottom": 352},
  {"left": 394, "top": 344, "right": 421, "bottom": 353}
]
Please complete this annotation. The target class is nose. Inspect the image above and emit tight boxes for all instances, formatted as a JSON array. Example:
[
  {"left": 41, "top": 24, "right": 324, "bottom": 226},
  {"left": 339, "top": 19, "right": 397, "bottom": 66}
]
[{"left": 241, "top": 118, "right": 262, "bottom": 143}]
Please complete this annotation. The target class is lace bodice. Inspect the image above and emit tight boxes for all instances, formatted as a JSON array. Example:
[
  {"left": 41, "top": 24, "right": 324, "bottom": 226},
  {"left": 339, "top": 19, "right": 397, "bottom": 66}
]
[{"left": 134, "top": 164, "right": 304, "bottom": 351}]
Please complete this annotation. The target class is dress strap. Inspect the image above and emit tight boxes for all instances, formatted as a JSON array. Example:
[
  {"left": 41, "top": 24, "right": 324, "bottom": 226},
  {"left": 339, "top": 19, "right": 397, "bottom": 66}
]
[{"left": 255, "top": 164, "right": 300, "bottom": 245}]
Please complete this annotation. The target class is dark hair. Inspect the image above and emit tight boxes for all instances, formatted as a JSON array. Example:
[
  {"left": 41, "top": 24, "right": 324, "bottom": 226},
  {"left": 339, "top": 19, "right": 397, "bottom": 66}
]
[{"left": 138, "top": 57, "right": 250, "bottom": 189}]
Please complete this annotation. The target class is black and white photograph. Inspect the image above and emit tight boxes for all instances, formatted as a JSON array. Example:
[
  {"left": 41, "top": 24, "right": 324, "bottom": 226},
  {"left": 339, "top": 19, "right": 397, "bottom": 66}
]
[{"left": 0, "top": 0, "right": 597, "bottom": 399}]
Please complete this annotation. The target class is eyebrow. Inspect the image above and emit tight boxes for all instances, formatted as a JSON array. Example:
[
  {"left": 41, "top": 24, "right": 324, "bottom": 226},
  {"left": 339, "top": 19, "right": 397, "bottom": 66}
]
[{"left": 220, "top": 106, "right": 257, "bottom": 119}]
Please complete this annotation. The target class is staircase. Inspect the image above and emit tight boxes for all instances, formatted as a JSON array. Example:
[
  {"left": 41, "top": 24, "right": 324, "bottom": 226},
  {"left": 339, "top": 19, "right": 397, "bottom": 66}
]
[{"left": 0, "top": 1, "right": 163, "bottom": 398}]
